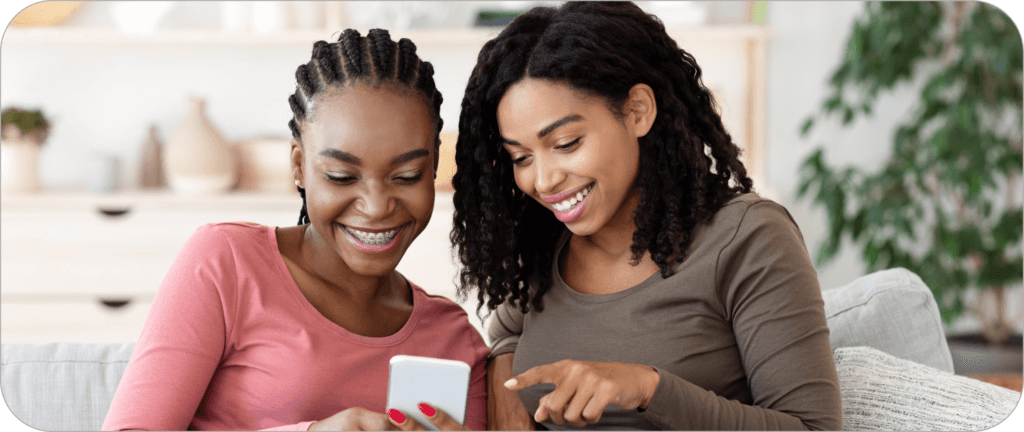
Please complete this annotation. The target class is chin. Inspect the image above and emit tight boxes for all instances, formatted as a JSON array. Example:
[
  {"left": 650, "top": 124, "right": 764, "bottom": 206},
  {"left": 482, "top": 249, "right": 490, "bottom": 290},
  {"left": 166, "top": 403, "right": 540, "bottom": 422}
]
[
  {"left": 562, "top": 219, "right": 599, "bottom": 237},
  {"left": 344, "top": 256, "right": 402, "bottom": 277}
]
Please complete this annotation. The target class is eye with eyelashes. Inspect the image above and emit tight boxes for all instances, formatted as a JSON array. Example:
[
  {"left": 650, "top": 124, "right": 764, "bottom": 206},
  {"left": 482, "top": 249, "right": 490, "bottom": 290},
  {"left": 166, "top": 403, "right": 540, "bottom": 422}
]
[
  {"left": 324, "top": 172, "right": 424, "bottom": 184},
  {"left": 509, "top": 137, "right": 583, "bottom": 166},
  {"left": 325, "top": 173, "right": 357, "bottom": 184}
]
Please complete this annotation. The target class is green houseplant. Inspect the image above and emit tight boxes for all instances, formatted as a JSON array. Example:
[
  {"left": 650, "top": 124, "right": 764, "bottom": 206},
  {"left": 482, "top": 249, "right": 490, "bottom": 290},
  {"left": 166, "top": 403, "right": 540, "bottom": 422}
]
[
  {"left": 1, "top": 107, "right": 50, "bottom": 144},
  {"left": 798, "top": 2, "right": 1023, "bottom": 346},
  {"left": 1, "top": 107, "right": 51, "bottom": 193}
]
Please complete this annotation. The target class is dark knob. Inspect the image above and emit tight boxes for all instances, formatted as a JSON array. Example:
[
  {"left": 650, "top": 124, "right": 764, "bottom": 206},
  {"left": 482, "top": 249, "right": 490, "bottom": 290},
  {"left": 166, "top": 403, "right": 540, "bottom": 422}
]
[
  {"left": 97, "top": 207, "right": 132, "bottom": 218},
  {"left": 99, "top": 298, "right": 132, "bottom": 309}
]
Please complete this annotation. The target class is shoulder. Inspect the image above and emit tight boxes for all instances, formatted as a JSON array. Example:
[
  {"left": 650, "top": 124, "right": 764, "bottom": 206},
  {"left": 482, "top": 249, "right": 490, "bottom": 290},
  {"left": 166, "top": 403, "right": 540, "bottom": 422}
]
[
  {"left": 708, "top": 193, "right": 800, "bottom": 237},
  {"left": 686, "top": 193, "right": 806, "bottom": 269},
  {"left": 411, "top": 284, "right": 489, "bottom": 346},
  {"left": 175, "top": 222, "right": 275, "bottom": 266},
  {"left": 413, "top": 284, "right": 474, "bottom": 323},
  {"left": 188, "top": 222, "right": 272, "bottom": 248}
]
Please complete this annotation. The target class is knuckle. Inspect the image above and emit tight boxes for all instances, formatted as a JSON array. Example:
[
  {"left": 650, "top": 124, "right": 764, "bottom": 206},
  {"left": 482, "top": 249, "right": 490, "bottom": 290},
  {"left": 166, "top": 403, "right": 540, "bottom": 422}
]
[{"left": 599, "top": 380, "right": 618, "bottom": 393}]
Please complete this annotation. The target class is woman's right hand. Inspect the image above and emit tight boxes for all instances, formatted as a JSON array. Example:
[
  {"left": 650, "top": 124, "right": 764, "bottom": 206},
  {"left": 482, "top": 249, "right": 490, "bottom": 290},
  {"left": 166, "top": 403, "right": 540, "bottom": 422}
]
[
  {"left": 309, "top": 407, "right": 392, "bottom": 431},
  {"left": 487, "top": 353, "right": 535, "bottom": 431},
  {"left": 310, "top": 404, "right": 469, "bottom": 431}
]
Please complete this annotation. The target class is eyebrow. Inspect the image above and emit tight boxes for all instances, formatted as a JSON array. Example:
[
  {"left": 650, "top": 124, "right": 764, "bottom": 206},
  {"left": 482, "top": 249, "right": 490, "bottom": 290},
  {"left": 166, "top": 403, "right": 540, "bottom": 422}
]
[
  {"left": 319, "top": 148, "right": 361, "bottom": 166},
  {"left": 318, "top": 148, "right": 430, "bottom": 166},
  {"left": 501, "top": 114, "right": 585, "bottom": 146},
  {"left": 390, "top": 149, "right": 430, "bottom": 165}
]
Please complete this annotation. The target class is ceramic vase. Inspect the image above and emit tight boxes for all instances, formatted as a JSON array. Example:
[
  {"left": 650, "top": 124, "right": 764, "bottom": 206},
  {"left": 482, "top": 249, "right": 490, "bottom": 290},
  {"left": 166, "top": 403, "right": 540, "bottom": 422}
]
[
  {"left": 0, "top": 140, "right": 42, "bottom": 193},
  {"left": 138, "top": 125, "right": 167, "bottom": 189},
  {"left": 164, "top": 98, "right": 235, "bottom": 195}
]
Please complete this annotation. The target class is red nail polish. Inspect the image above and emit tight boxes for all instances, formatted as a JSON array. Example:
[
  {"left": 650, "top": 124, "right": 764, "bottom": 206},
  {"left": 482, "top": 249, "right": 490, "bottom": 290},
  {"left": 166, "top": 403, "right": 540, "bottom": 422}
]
[
  {"left": 418, "top": 403, "right": 436, "bottom": 417},
  {"left": 389, "top": 408, "right": 406, "bottom": 424}
]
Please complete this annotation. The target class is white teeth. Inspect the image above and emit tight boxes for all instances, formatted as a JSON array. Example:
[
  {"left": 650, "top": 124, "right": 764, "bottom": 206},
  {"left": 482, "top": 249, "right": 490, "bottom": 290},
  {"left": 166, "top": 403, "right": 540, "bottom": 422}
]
[
  {"left": 346, "top": 227, "right": 400, "bottom": 245},
  {"left": 553, "top": 185, "right": 594, "bottom": 213}
]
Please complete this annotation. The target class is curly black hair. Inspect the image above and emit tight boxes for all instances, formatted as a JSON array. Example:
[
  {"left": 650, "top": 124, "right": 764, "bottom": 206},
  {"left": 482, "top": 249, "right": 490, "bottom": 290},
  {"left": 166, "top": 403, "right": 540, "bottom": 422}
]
[
  {"left": 451, "top": 1, "right": 754, "bottom": 314},
  {"left": 287, "top": 29, "right": 443, "bottom": 225}
]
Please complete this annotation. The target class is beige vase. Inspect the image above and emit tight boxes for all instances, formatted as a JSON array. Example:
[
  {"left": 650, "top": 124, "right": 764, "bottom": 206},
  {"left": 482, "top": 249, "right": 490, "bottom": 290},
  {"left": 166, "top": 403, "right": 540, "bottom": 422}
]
[
  {"left": 164, "top": 98, "right": 235, "bottom": 195},
  {"left": 0, "top": 140, "right": 42, "bottom": 193},
  {"left": 138, "top": 125, "right": 167, "bottom": 189}
]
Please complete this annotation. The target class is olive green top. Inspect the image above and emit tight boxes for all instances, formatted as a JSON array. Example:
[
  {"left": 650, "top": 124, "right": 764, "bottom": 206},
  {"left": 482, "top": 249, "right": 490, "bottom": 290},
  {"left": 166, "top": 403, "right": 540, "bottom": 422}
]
[{"left": 488, "top": 193, "right": 842, "bottom": 430}]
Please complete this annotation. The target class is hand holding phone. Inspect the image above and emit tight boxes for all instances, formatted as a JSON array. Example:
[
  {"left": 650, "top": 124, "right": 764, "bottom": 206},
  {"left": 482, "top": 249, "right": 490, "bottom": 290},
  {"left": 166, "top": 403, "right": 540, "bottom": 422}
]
[{"left": 386, "top": 355, "right": 471, "bottom": 431}]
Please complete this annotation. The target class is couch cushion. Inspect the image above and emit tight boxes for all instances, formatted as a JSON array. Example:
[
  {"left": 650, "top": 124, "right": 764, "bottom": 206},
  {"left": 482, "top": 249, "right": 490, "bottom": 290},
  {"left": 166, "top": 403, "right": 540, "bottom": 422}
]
[
  {"left": 834, "top": 346, "right": 1020, "bottom": 431},
  {"left": 1, "top": 342, "right": 134, "bottom": 431},
  {"left": 822, "top": 267, "right": 955, "bottom": 372}
]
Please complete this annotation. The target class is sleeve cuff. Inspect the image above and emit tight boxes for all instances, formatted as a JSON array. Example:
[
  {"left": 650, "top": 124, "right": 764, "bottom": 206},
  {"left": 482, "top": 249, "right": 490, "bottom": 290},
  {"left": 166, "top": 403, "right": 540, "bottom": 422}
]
[
  {"left": 487, "top": 336, "right": 519, "bottom": 360},
  {"left": 639, "top": 366, "right": 699, "bottom": 430}
]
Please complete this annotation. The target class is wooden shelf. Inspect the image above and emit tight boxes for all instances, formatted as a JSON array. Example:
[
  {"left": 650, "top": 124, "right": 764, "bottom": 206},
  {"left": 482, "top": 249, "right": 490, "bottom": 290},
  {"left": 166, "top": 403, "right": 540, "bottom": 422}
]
[
  {"left": 0, "top": 190, "right": 302, "bottom": 212},
  {"left": 2, "top": 25, "right": 771, "bottom": 46},
  {"left": 3, "top": 27, "right": 500, "bottom": 46}
]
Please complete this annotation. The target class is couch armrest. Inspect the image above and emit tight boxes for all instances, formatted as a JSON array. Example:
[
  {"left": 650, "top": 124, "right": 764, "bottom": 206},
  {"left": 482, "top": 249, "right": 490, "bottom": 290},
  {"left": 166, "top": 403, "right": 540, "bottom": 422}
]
[
  {"left": 822, "top": 267, "right": 955, "bottom": 373},
  {"left": 1, "top": 342, "right": 135, "bottom": 431},
  {"left": 835, "top": 346, "right": 1020, "bottom": 430}
]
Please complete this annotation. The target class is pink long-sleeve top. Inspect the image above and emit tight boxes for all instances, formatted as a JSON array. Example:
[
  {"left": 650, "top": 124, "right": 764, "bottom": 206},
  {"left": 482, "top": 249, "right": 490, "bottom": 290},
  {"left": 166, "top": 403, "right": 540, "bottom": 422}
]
[{"left": 102, "top": 222, "right": 489, "bottom": 431}]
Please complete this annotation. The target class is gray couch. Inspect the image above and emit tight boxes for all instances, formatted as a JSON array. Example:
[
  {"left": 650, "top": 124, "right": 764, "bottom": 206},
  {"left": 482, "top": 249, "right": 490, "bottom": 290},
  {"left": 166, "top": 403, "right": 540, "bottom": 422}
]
[{"left": 2, "top": 268, "right": 1020, "bottom": 431}]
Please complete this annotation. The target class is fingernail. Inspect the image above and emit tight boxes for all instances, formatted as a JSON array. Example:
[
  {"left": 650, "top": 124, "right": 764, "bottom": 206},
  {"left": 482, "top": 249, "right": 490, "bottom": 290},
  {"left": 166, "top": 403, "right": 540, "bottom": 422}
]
[
  {"left": 418, "top": 403, "right": 436, "bottom": 417},
  {"left": 389, "top": 409, "right": 406, "bottom": 424},
  {"left": 504, "top": 378, "right": 518, "bottom": 388},
  {"left": 534, "top": 405, "right": 545, "bottom": 422}
]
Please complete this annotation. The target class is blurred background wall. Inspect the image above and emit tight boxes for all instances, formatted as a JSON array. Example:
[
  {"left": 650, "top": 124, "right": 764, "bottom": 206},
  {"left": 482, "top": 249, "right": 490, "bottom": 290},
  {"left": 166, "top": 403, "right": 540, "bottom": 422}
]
[{"left": 1, "top": 1, "right": 1021, "bottom": 335}]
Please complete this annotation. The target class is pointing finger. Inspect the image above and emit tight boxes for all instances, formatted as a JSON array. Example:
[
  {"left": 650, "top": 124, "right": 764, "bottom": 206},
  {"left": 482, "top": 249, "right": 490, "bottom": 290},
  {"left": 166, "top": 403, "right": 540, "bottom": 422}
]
[{"left": 505, "top": 364, "right": 560, "bottom": 391}]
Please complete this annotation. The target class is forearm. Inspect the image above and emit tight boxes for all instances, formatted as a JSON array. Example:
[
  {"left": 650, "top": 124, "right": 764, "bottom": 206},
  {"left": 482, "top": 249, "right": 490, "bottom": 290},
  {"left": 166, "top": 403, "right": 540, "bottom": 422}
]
[
  {"left": 642, "top": 367, "right": 835, "bottom": 430},
  {"left": 487, "top": 354, "right": 534, "bottom": 431}
]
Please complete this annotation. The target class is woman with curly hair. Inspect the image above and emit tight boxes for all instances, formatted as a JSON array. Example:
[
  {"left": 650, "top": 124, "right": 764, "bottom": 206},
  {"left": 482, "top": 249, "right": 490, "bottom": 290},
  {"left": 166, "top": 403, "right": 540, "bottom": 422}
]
[
  {"left": 103, "top": 29, "right": 486, "bottom": 431},
  {"left": 450, "top": 2, "right": 841, "bottom": 430}
]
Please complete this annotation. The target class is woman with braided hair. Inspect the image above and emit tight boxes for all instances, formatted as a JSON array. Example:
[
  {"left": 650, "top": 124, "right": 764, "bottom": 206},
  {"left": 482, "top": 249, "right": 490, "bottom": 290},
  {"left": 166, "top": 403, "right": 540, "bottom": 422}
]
[
  {"left": 451, "top": 2, "right": 842, "bottom": 430},
  {"left": 103, "top": 29, "right": 486, "bottom": 431}
]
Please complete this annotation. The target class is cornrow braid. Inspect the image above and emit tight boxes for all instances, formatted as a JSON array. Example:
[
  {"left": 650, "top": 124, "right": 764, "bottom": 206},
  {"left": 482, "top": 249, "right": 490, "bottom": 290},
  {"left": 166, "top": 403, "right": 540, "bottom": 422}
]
[
  {"left": 287, "top": 29, "right": 444, "bottom": 226},
  {"left": 451, "top": 1, "right": 753, "bottom": 315}
]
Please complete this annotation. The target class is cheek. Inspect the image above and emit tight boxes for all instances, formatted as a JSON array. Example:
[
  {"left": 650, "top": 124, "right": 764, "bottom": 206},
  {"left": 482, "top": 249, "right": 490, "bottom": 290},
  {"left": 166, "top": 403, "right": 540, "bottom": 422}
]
[
  {"left": 593, "top": 138, "right": 640, "bottom": 188},
  {"left": 407, "top": 183, "right": 436, "bottom": 224},
  {"left": 307, "top": 186, "right": 351, "bottom": 221},
  {"left": 512, "top": 166, "right": 535, "bottom": 195}
]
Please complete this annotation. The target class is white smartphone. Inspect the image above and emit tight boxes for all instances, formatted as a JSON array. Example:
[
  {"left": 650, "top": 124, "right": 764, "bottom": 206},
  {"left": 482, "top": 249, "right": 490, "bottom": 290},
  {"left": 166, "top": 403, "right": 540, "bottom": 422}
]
[{"left": 386, "top": 355, "right": 471, "bottom": 430}]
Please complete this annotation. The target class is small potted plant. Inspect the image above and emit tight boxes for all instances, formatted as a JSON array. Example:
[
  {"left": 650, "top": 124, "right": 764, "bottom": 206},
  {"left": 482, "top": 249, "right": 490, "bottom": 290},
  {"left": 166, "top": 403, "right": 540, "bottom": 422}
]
[{"left": 1, "top": 107, "right": 51, "bottom": 193}]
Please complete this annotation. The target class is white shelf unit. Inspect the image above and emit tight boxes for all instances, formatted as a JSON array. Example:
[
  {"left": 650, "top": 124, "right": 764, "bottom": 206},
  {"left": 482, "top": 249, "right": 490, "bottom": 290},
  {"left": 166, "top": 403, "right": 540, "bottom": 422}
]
[
  {"left": 0, "top": 191, "right": 476, "bottom": 343},
  {"left": 2, "top": 25, "right": 769, "bottom": 45}
]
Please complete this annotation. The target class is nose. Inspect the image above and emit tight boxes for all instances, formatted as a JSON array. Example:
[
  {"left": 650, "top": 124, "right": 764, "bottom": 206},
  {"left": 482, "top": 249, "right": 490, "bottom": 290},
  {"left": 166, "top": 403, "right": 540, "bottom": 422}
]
[
  {"left": 356, "top": 182, "right": 397, "bottom": 219},
  {"left": 532, "top": 153, "right": 566, "bottom": 196}
]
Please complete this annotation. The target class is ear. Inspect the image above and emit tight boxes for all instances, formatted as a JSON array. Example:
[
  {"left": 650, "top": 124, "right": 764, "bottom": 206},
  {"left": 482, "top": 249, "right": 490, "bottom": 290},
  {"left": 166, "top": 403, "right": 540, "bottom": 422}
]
[
  {"left": 290, "top": 139, "right": 305, "bottom": 188},
  {"left": 623, "top": 83, "right": 657, "bottom": 138}
]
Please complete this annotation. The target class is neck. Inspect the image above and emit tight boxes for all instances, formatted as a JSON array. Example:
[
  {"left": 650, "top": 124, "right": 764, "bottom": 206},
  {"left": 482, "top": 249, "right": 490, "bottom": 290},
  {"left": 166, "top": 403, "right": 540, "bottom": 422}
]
[
  {"left": 578, "top": 189, "right": 643, "bottom": 259},
  {"left": 300, "top": 224, "right": 402, "bottom": 305}
]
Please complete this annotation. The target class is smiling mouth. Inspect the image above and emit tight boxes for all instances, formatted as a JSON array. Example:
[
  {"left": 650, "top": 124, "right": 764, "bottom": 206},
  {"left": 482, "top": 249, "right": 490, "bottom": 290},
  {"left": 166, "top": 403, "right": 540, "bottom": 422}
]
[
  {"left": 342, "top": 225, "right": 403, "bottom": 246},
  {"left": 551, "top": 184, "right": 594, "bottom": 213}
]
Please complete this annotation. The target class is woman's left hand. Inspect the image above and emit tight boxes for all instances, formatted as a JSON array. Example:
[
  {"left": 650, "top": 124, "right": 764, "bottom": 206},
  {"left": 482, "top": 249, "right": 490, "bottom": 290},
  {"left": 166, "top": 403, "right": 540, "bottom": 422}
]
[
  {"left": 503, "top": 360, "right": 660, "bottom": 428},
  {"left": 388, "top": 403, "right": 470, "bottom": 431}
]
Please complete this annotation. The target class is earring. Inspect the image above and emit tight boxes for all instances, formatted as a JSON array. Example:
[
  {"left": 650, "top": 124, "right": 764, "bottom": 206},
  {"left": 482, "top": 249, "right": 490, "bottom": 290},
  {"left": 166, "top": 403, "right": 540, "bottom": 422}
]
[{"left": 295, "top": 180, "right": 301, "bottom": 187}]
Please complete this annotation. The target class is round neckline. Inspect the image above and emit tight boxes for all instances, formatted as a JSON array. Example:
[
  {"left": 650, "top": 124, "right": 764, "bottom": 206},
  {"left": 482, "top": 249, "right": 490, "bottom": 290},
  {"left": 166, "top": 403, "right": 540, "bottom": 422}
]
[
  {"left": 268, "top": 226, "right": 424, "bottom": 346},
  {"left": 552, "top": 231, "right": 662, "bottom": 304}
]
